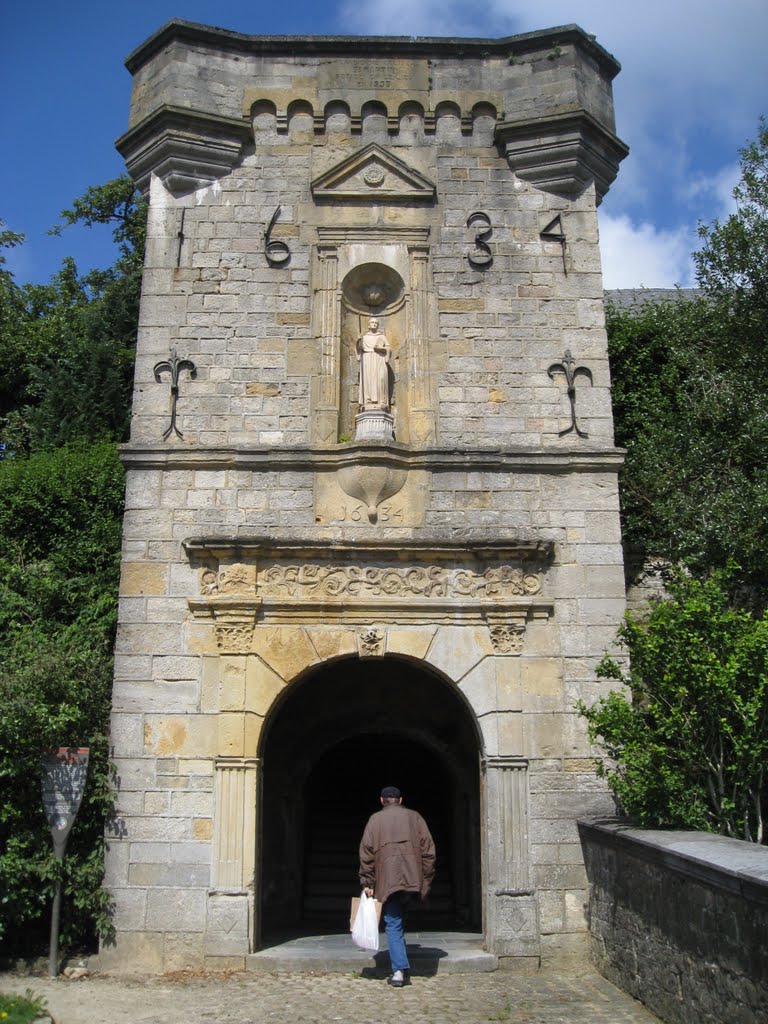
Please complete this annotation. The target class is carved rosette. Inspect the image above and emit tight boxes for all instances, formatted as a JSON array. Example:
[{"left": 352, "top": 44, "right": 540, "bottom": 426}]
[
  {"left": 489, "top": 623, "right": 526, "bottom": 655},
  {"left": 200, "top": 563, "right": 255, "bottom": 596},
  {"left": 357, "top": 627, "right": 385, "bottom": 657}
]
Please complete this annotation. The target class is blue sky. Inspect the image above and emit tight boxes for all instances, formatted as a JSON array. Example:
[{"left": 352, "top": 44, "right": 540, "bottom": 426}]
[{"left": 2, "top": 0, "right": 765, "bottom": 288}]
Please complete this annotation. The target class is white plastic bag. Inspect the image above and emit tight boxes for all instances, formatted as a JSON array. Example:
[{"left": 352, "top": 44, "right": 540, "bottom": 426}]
[{"left": 351, "top": 890, "right": 380, "bottom": 951}]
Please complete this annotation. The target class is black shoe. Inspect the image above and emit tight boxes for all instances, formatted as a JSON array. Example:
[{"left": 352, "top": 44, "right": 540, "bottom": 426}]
[{"left": 388, "top": 970, "right": 406, "bottom": 987}]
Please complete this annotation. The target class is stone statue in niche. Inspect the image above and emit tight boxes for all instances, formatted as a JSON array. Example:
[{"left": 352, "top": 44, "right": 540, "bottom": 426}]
[{"left": 357, "top": 318, "right": 392, "bottom": 411}]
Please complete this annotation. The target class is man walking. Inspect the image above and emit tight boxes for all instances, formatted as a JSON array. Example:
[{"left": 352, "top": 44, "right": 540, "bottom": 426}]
[{"left": 359, "top": 786, "right": 436, "bottom": 987}]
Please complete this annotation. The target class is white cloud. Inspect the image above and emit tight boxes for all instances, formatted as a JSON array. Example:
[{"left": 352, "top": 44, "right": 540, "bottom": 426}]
[
  {"left": 598, "top": 212, "right": 696, "bottom": 289},
  {"left": 335, "top": 0, "right": 765, "bottom": 286},
  {"left": 685, "top": 163, "right": 740, "bottom": 222}
]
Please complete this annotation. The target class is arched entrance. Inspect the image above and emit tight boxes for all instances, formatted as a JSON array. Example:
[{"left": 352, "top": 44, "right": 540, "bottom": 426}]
[{"left": 259, "top": 655, "right": 482, "bottom": 938}]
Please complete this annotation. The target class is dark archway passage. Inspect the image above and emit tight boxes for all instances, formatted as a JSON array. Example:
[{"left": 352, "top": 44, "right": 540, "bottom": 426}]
[{"left": 260, "top": 656, "right": 482, "bottom": 938}]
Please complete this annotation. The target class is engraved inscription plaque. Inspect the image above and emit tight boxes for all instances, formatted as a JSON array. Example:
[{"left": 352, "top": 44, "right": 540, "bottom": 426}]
[{"left": 317, "top": 57, "right": 429, "bottom": 94}]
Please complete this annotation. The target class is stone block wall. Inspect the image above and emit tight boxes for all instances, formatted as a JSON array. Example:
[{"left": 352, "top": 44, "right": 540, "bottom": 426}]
[
  {"left": 579, "top": 820, "right": 768, "bottom": 1023},
  {"left": 103, "top": 20, "right": 629, "bottom": 970}
]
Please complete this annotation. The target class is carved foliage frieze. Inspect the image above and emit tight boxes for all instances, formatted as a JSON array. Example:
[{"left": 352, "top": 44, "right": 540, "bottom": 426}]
[
  {"left": 201, "top": 564, "right": 254, "bottom": 596},
  {"left": 188, "top": 543, "right": 553, "bottom": 627},
  {"left": 257, "top": 564, "right": 542, "bottom": 600}
]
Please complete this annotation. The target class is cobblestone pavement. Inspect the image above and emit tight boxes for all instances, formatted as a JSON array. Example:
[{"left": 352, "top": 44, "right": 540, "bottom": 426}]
[{"left": 0, "top": 968, "right": 660, "bottom": 1024}]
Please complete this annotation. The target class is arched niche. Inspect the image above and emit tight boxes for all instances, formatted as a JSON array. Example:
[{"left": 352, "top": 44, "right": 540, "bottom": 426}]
[
  {"left": 435, "top": 101, "right": 462, "bottom": 144},
  {"left": 324, "top": 100, "right": 351, "bottom": 137},
  {"left": 472, "top": 102, "right": 498, "bottom": 146},
  {"left": 398, "top": 101, "right": 425, "bottom": 144},
  {"left": 251, "top": 99, "right": 279, "bottom": 144},
  {"left": 361, "top": 100, "right": 389, "bottom": 142},
  {"left": 259, "top": 655, "right": 483, "bottom": 936},
  {"left": 339, "top": 262, "right": 407, "bottom": 441},
  {"left": 288, "top": 99, "right": 314, "bottom": 140}
]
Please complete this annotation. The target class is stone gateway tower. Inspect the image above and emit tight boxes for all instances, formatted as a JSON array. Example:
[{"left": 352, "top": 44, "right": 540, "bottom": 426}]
[{"left": 107, "top": 20, "right": 628, "bottom": 971}]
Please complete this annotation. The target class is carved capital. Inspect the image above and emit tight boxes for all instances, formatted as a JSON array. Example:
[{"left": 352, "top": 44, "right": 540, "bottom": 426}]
[
  {"left": 489, "top": 623, "right": 526, "bottom": 655},
  {"left": 214, "top": 623, "right": 255, "bottom": 655}
]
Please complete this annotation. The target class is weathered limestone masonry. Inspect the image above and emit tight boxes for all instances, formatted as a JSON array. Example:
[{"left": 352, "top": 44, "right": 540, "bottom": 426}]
[
  {"left": 105, "top": 19, "right": 629, "bottom": 971},
  {"left": 580, "top": 821, "right": 768, "bottom": 1024}
]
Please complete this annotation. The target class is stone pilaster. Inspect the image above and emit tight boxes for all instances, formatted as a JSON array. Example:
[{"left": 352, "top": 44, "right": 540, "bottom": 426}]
[
  {"left": 314, "top": 245, "right": 340, "bottom": 442},
  {"left": 483, "top": 755, "right": 540, "bottom": 959},
  {"left": 207, "top": 756, "right": 260, "bottom": 956},
  {"left": 407, "top": 244, "right": 436, "bottom": 443}
]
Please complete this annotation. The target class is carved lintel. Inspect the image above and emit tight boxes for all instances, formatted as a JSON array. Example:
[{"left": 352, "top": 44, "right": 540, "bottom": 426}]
[{"left": 259, "top": 562, "right": 542, "bottom": 600}]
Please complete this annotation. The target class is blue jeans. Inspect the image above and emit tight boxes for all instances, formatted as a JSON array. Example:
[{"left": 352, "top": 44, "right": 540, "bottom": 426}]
[{"left": 382, "top": 891, "right": 411, "bottom": 972}]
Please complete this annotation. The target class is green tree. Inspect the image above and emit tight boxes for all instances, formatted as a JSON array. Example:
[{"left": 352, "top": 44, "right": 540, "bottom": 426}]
[
  {"left": 578, "top": 569, "right": 768, "bottom": 843},
  {"left": 607, "top": 119, "right": 768, "bottom": 602},
  {"left": 695, "top": 116, "right": 768, "bottom": 327},
  {"left": 0, "top": 175, "right": 146, "bottom": 454},
  {"left": 0, "top": 177, "right": 142, "bottom": 956},
  {"left": 0, "top": 443, "right": 125, "bottom": 952}
]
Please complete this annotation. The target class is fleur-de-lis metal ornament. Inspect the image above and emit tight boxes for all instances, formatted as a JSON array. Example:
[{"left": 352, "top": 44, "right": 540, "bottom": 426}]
[
  {"left": 153, "top": 348, "right": 197, "bottom": 440},
  {"left": 548, "top": 349, "right": 593, "bottom": 438}
]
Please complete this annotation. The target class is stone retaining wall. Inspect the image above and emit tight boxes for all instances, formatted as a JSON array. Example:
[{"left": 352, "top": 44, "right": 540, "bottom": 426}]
[{"left": 578, "top": 819, "right": 768, "bottom": 1024}]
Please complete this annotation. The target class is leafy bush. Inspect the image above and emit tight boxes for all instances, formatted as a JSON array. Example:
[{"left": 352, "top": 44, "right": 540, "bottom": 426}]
[
  {"left": 0, "top": 989, "right": 49, "bottom": 1023},
  {"left": 0, "top": 443, "right": 124, "bottom": 954},
  {"left": 607, "top": 120, "right": 768, "bottom": 605},
  {"left": 578, "top": 568, "right": 768, "bottom": 843}
]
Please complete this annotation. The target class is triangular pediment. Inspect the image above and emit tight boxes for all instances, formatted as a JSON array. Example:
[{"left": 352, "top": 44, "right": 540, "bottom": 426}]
[{"left": 311, "top": 144, "right": 436, "bottom": 202}]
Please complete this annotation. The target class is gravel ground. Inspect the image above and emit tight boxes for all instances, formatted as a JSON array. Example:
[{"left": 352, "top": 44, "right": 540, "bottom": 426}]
[{"left": 0, "top": 967, "right": 661, "bottom": 1024}]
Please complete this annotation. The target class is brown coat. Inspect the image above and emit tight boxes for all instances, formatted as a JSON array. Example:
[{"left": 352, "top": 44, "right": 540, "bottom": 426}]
[{"left": 358, "top": 803, "right": 436, "bottom": 905}]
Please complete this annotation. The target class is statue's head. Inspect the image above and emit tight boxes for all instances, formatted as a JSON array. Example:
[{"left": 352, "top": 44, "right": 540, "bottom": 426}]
[{"left": 369, "top": 318, "right": 379, "bottom": 331}]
